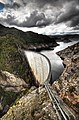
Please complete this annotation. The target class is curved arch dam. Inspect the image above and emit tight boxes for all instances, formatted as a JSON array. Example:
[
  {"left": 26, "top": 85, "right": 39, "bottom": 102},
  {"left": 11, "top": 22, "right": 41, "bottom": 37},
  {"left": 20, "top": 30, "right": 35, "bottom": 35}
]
[{"left": 24, "top": 50, "right": 76, "bottom": 120}]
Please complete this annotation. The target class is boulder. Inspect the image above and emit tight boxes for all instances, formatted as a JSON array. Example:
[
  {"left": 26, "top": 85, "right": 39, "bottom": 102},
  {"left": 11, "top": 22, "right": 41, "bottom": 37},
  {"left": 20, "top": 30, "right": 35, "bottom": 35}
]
[
  {"left": 0, "top": 71, "right": 28, "bottom": 117},
  {"left": 0, "top": 70, "right": 28, "bottom": 92}
]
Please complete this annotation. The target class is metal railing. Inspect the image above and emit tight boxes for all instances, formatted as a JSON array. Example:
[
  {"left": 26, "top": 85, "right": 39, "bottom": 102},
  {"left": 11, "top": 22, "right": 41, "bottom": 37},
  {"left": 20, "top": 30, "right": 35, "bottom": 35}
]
[{"left": 44, "top": 83, "right": 76, "bottom": 120}]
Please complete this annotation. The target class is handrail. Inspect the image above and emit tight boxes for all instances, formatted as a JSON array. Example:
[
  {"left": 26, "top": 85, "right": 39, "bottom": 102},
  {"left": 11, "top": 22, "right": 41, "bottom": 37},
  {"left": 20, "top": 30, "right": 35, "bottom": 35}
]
[{"left": 44, "top": 84, "right": 76, "bottom": 120}]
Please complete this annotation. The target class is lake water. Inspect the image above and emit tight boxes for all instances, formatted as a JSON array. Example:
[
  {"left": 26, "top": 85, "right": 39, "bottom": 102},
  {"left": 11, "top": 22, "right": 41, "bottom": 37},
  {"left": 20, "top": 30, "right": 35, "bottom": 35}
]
[
  {"left": 25, "top": 40, "right": 79, "bottom": 83},
  {"left": 53, "top": 40, "right": 79, "bottom": 53},
  {"left": 41, "top": 40, "right": 79, "bottom": 83}
]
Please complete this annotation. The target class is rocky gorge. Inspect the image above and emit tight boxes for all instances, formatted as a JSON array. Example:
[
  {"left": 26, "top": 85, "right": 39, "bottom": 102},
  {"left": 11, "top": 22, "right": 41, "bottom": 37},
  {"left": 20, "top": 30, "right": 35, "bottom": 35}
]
[
  {"left": 0, "top": 24, "right": 79, "bottom": 120},
  {"left": 53, "top": 42, "right": 79, "bottom": 119},
  {"left": 0, "top": 42, "right": 79, "bottom": 120}
]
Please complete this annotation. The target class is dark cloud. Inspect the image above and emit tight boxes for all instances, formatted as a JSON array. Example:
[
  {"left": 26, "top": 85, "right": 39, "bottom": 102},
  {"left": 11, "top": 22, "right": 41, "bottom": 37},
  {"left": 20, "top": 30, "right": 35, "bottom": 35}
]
[
  {"left": 21, "top": 0, "right": 78, "bottom": 8},
  {"left": 0, "top": 14, "right": 16, "bottom": 25},
  {"left": 1, "top": 0, "right": 79, "bottom": 33},
  {"left": 7, "top": 0, "right": 61, "bottom": 8},
  {"left": 6, "top": 15, "right": 17, "bottom": 25},
  {"left": 35, "top": 0, "right": 59, "bottom": 8},
  {"left": 1, "top": 10, "right": 52, "bottom": 27},
  {"left": 55, "top": 0, "right": 79, "bottom": 29},
  {"left": 5, "top": 2, "right": 21, "bottom": 9},
  {"left": 21, "top": 11, "right": 52, "bottom": 27},
  {"left": 12, "top": 2, "right": 21, "bottom": 9},
  {"left": 56, "top": 5, "right": 79, "bottom": 24},
  {"left": 69, "top": 15, "right": 79, "bottom": 27},
  {"left": 21, "top": 0, "right": 57, "bottom": 5}
]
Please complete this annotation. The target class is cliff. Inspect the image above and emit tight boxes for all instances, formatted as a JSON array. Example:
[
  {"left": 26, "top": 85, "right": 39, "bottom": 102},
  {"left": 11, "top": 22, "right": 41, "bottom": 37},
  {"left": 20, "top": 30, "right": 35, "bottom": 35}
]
[{"left": 53, "top": 42, "right": 79, "bottom": 119}]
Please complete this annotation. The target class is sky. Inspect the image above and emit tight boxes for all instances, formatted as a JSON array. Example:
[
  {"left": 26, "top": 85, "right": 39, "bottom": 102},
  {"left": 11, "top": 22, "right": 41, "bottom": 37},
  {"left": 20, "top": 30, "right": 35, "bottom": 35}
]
[{"left": 0, "top": 0, "right": 79, "bottom": 35}]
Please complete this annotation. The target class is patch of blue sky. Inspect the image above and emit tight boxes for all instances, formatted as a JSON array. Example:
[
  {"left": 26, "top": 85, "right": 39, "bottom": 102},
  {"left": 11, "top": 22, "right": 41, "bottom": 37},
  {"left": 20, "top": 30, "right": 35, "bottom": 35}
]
[{"left": 0, "top": 2, "right": 5, "bottom": 12}]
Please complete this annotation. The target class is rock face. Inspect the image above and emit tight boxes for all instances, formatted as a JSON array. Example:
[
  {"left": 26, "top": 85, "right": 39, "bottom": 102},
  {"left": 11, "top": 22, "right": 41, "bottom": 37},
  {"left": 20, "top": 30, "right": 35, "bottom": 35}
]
[
  {"left": 1, "top": 87, "right": 57, "bottom": 120},
  {"left": 0, "top": 70, "right": 28, "bottom": 92},
  {"left": 53, "top": 42, "right": 79, "bottom": 119},
  {"left": 0, "top": 71, "right": 28, "bottom": 117}
]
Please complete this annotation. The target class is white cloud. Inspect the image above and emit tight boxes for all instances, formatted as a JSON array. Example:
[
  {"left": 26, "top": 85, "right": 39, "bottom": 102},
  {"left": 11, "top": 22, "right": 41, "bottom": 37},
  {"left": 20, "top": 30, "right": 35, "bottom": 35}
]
[
  {"left": 0, "top": 0, "right": 79, "bottom": 35},
  {"left": 0, "top": 0, "right": 7, "bottom": 3},
  {"left": 12, "top": 23, "right": 73, "bottom": 35},
  {"left": 0, "top": 0, "right": 12, "bottom": 4}
]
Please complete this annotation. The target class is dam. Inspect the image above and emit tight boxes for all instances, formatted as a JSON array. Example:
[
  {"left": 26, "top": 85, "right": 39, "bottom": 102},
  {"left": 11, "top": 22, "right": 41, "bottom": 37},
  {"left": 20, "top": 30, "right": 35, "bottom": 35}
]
[{"left": 24, "top": 50, "right": 76, "bottom": 120}]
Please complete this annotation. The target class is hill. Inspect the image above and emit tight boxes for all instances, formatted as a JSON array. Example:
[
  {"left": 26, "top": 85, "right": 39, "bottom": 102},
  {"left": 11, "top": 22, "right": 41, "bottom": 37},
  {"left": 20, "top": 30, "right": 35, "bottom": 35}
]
[
  {"left": 49, "top": 34, "right": 79, "bottom": 42},
  {"left": 0, "top": 24, "right": 57, "bottom": 83}
]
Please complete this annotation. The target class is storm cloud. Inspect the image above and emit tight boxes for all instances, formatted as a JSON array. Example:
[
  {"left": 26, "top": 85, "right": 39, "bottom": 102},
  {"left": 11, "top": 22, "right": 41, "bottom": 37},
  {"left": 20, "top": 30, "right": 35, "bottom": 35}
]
[
  {"left": 56, "top": 1, "right": 79, "bottom": 26},
  {"left": 0, "top": 0, "right": 79, "bottom": 34},
  {"left": 0, "top": 10, "right": 52, "bottom": 27},
  {"left": 21, "top": 11, "right": 52, "bottom": 27}
]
